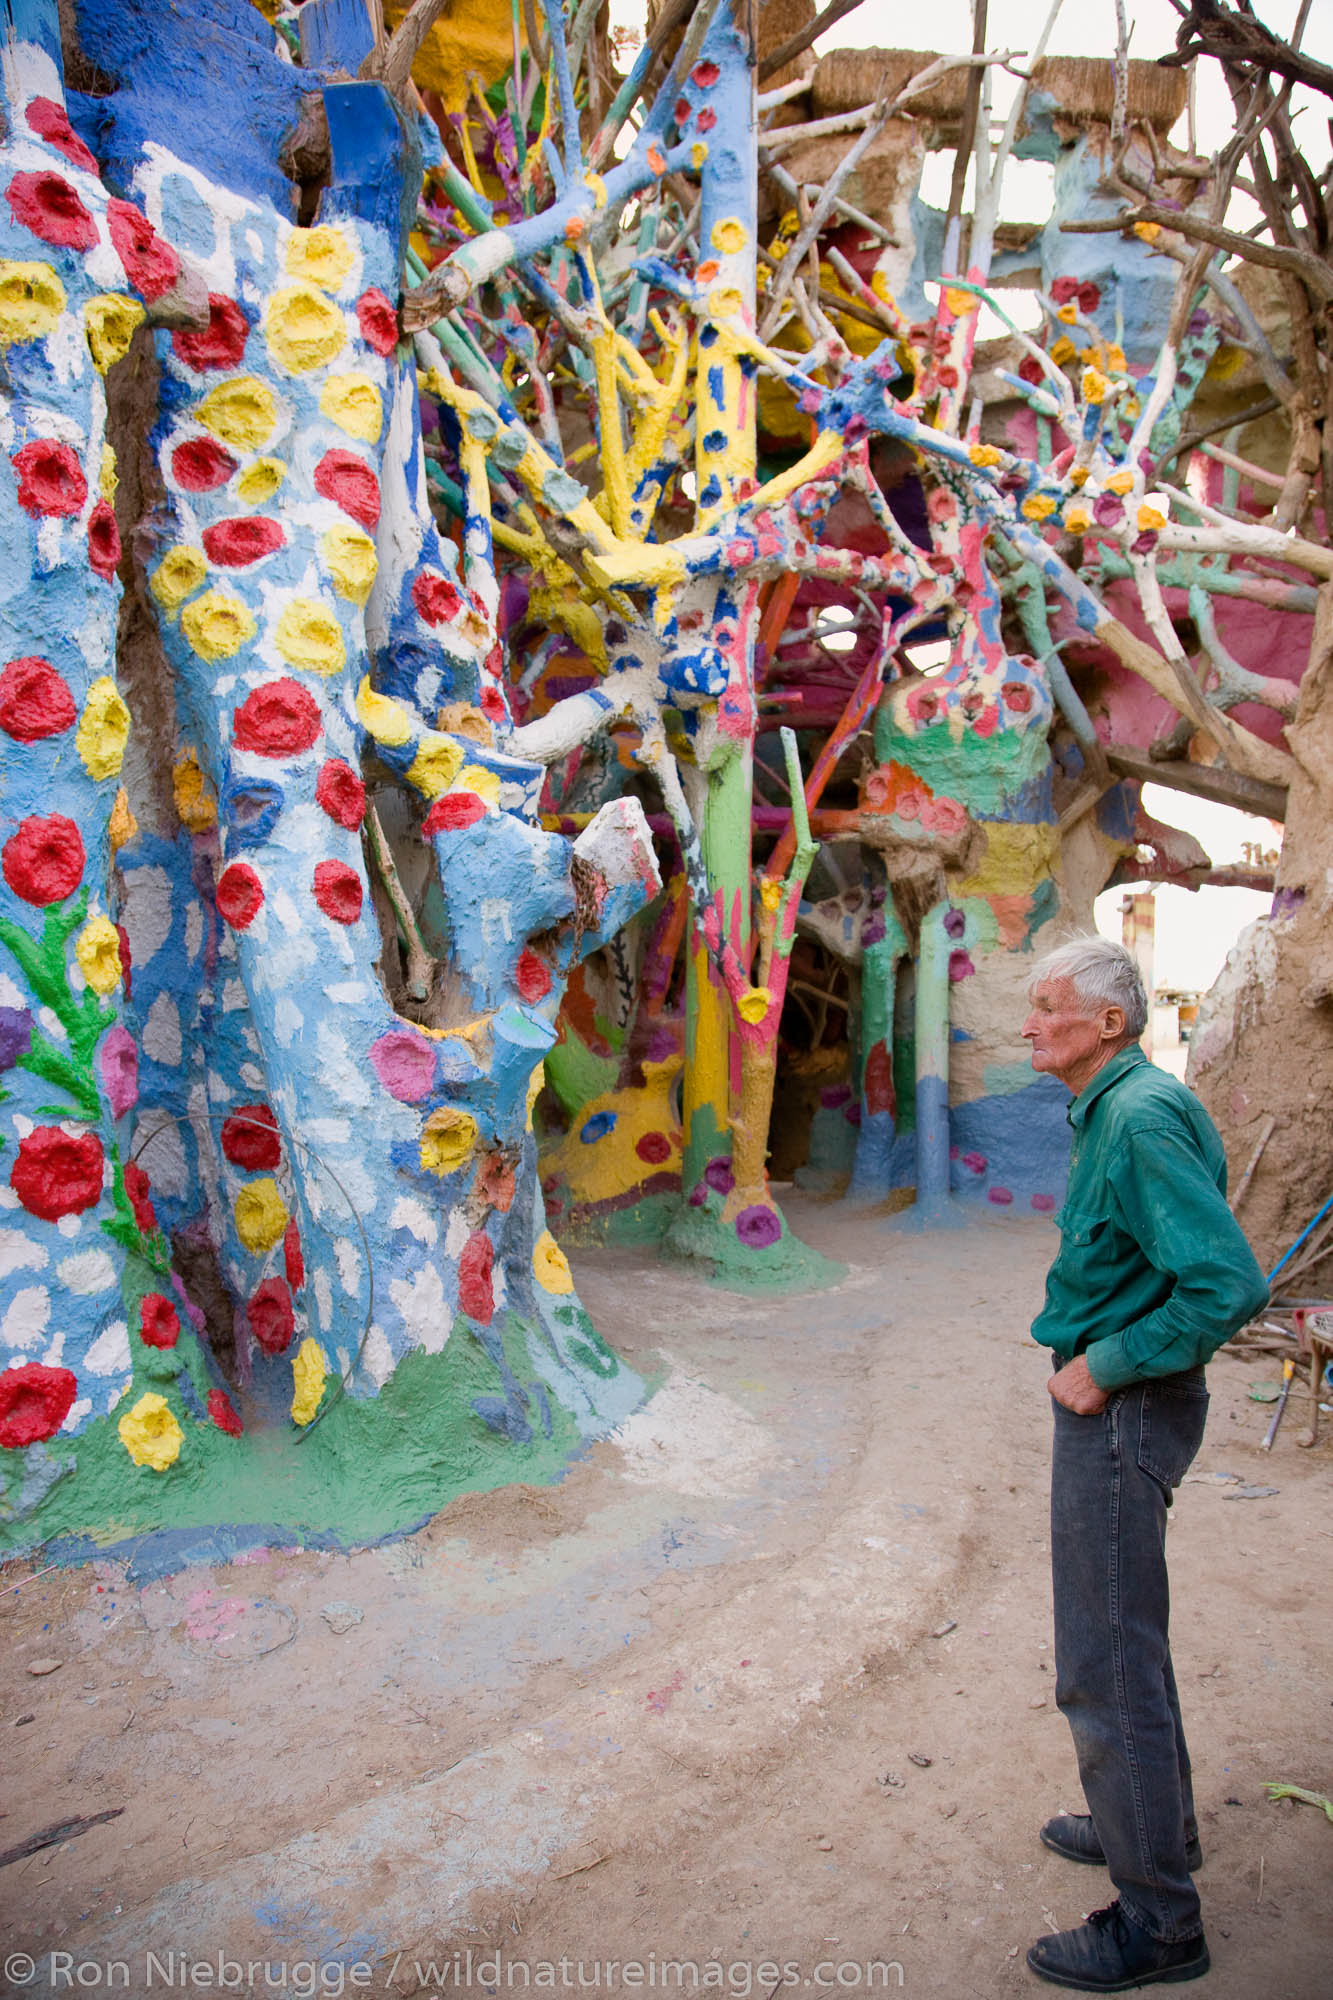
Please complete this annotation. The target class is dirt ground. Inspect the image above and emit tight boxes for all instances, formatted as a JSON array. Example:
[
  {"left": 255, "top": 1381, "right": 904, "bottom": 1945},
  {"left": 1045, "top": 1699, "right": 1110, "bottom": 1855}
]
[{"left": 1, "top": 1197, "right": 1329, "bottom": 2000}]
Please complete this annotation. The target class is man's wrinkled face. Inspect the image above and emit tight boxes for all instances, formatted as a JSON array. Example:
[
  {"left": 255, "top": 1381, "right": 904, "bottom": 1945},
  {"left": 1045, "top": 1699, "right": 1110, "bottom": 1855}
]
[{"left": 1021, "top": 976, "right": 1118, "bottom": 1092}]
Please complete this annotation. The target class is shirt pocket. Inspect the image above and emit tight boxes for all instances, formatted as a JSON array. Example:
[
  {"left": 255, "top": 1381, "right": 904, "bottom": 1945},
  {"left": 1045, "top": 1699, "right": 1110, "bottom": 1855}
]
[
  {"left": 1136, "top": 1375, "right": 1210, "bottom": 1495},
  {"left": 1057, "top": 1208, "right": 1110, "bottom": 1250}
]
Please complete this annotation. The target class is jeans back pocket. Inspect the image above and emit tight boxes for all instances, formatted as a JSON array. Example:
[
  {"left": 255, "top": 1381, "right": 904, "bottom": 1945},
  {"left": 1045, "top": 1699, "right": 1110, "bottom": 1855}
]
[{"left": 1136, "top": 1372, "right": 1210, "bottom": 1495}]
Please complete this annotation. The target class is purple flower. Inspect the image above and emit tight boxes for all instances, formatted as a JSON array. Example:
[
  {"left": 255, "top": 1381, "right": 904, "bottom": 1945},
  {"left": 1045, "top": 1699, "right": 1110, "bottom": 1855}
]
[
  {"left": 688, "top": 1182, "right": 708, "bottom": 1207},
  {"left": 943, "top": 907, "right": 966, "bottom": 940},
  {"left": 0, "top": 1006, "right": 32, "bottom": 1070},
  {"left": 862, "top": 919, "right": 886, "bottom": 947},
  {"left": 1130, "top": 531, "right": 1159, "bottom": 556},
  {"left": 1093, "top": 493, "right": 1124, "bottom": 527},
  {"left": 948, "top": 949, "right": 976, "bottom": 982},
  {"left": 704, "top": 1156, "right": 734, "bottom": 1194},
  {"left": 735, "top": 1203, "right": 782, "bottom": 1249}
]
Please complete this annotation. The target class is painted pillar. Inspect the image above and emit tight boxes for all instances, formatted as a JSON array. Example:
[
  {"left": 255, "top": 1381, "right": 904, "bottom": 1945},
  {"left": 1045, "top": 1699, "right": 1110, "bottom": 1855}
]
[
  {"left": 680, "top": 0, "right": 758, "bottom": 1192},
  {"left": 913, "top": 901, "right": 952, "bottom": 1213},
  {"left": 848, "top": 898, "right": 909, "bottom": 1199}
]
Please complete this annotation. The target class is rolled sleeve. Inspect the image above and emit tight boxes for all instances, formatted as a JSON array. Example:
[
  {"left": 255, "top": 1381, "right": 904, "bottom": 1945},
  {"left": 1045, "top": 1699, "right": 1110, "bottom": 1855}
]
[{"left": 1086, "top": 1126, "right": 1270, "bottom": 1388}]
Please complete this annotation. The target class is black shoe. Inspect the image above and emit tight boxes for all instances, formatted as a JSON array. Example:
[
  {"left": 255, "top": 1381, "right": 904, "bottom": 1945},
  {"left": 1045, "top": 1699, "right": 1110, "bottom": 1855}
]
[
  {"left": 1027, "top": 1901, "right": 1210, "bottom": 1991},
  {"left": 1041, "top": 1814, "right": 1203, "bottom": 1873}
]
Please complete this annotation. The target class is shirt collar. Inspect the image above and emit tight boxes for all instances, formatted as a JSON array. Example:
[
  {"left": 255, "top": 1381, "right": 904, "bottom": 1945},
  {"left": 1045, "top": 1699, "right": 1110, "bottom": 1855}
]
[{"left": 1067, "top": 1043, "right": 1147, "bottom": 1129}]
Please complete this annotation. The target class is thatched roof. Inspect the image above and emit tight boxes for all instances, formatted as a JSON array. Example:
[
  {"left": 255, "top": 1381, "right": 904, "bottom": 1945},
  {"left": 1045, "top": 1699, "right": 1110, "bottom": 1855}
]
[
  {"left": 1030, "top": 57, "right": 1188, "bottom": 135},
  {"left": 811, "top": 48, "right": 974, "bottom": 124}
]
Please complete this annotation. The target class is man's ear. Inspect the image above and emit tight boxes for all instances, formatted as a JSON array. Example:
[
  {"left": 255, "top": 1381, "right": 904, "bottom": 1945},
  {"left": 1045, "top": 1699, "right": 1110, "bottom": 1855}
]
[{"left": 1103, "top": 1004, "right": 1127, "bottom": 1042}]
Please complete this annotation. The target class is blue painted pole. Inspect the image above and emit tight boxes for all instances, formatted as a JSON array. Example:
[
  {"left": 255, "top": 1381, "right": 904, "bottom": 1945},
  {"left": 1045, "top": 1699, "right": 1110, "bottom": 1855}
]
[{"left": 914, "top": 901, "right": 952, "bottom": 1214}]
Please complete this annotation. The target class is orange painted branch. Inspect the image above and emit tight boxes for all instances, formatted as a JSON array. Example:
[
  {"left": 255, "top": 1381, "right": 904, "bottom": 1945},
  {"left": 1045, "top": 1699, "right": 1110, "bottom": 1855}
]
[
  {"left": 763, "top": 643, "right": 886, "bottom": 881},
  {"left": 757, "top": 571, "right": 802, "bottom": 673}
]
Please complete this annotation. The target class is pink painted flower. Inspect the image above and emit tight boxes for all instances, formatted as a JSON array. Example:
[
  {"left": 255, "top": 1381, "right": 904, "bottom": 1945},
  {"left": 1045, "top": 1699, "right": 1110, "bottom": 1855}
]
[
  {"left": 921, "top": 794, "right": 967, "bottom": 837},
  {"left": 99, "top": 1025, "right": 139, "bottom": 1119},
  {"left": 368, "top": 1030, "right": 435, "bottom": 1103}
]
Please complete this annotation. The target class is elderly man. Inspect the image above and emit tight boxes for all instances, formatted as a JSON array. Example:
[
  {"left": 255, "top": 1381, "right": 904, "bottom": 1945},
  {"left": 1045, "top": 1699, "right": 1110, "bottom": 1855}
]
[{"left": 1020, "top": 936, "right": 1268, "bottom": 1992}]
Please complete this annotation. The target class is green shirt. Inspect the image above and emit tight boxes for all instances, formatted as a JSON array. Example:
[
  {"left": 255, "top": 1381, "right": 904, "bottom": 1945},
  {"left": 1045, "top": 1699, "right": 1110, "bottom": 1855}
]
[{"left": 1031, "top": 1045, "right": 1269, "bottom": 1390}]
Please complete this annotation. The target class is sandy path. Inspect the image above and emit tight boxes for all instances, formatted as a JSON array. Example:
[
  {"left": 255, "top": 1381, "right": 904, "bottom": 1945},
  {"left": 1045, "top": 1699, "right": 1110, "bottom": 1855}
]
[{"left": 0, "top": 1199, "right": 1328, "bottom": 1998}]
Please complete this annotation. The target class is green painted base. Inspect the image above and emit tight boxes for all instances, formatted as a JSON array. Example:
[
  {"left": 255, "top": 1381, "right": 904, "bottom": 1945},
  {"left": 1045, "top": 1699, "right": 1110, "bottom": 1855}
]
[
  {"left": 664, "top": 1191, "right": 843, "bottom": 1293},
  {"left": 0, "top": 1310, "right": 641, "bottom": 1565},
  {"left": 556, "top": 1191, "right": 679, "bottom": 1250}
]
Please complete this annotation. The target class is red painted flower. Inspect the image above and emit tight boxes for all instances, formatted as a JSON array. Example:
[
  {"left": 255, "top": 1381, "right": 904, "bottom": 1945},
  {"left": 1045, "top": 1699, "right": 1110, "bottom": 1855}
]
[
  {"left": 220, "top": 1103, "right": 281, "bottom": 1171},
  {"left": 411, "top": 571, "right": 462, "bottom": 626},
  {"left": 479, "top": 684, "right": 507, "bottom": 724},
  {"left": 1019, "top": 355, "right": 1045, "bottom": 386},
  {"left": 2, "top": 814, "right": 85, "bottom": 904},
  {"left": 208, "top": 1387, "right": 243, "bottom": 1436},
  {"left": 12, "top": 439, "right": 87, "bottom": 518},
  {"left": 123, "top": 1161, "right": 157, "bottom": 1233},
  {"left": 138, "top": 1292, "right": 180, "bottom": 1349},
  {"left": 1001, "top": 681, "right": 1034, "bottom": 713},
  {"left": 422, "top": 792, "right": 485, "bottom": 835},
  {"left": 172, "top": 293, "right": 249, "bottom": 371},
  {"left": 312, "top": 859, "right": 362, "bottom": 925},
  {"left": 515, "top": 948, "right": 552, "bottom": 1003},
  {"left": 635, "top": 1131, "right": 671, "bottom": 1165},
  {"left": 1049, "top": 275, "right": 1081, "bottom": 306},
  {"left": 696, "top": 107, "right": 717, "bottom": 133},
  {"left": 283, "top": 1219, "right": 305, "bottom": 1292},
  {"left": 171, "top": 437, "right": 238, "bottom": 491},
  {"left": 5, "top": 169, "right": 96, "bottom": 250},
  {"left": 25, "top": 98, "right": 99, "bottom": 175},
  {"left": 315, "top": 758, "right": 366, "bottom": 831},
  {"left": 0, "top": 657, "right": 76, "bottom": 741},
  {"left": 216, "top": 862, "right": 263, "bottom": 930},
  {"left": 202, "top": 516, "right": 285, "bottom": 566},
  {"left": 115, "top": 922, "right": 132, "bottom": 996},
  {"left": 355, "top": 287, "right": 398, "bottom": 356},
  {"left": 247, "top": 1277, "right": 294, "bottom": 1356},
  {"left": 106, "top": 197, "right": 179, "bottom": 301},
  {"left": 458, "top": 1230, "right": 494, "bottom": 1324},
  {"left": 0, "top": 1363, "right": 78, "bottom": 1448},
  {"left": 10, "top": 1125, "right": 104, "bottom": 1221},
  {"left": 232, "top": 679, "right": 322, "bottom": 757},
  {"left": 87, "top": 500, "right": 121, "bottom": 580},
  {"left": 313, "top": 448, "right": 380, "bottom": 529}
]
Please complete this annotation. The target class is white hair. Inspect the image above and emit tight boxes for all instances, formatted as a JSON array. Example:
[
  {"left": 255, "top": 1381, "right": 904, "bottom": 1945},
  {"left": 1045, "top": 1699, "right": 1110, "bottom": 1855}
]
[{"left": 1027, "top": 934, "right": 1148, "bottom": 1038}]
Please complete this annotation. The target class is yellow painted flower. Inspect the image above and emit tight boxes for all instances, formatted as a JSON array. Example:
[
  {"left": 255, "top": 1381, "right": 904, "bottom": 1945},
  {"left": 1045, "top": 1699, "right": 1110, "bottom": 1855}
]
[
  {"left": 1055, "top": 302, "right": 1078, "bottom": 325},
  {"left": 711, "top": 217, "right": 748, "bottom": 254},
  {"left": 406, "top": 734, "right": 465, "bottom": 800},
  {"left": 237, "top": 457, "right": 286, "bottom": 505},
  {"left": 456, "top": 763, "right": 501, "bottom": 807},
  {"left": 99, "top": 445, "right": 118, "bottom": 502},
  {"left": 1137, "top": 502, "right": 1167, "bottom": 532},
  {"left": 1132, "top": 220, "right": 1162, "bottom": 244},
  {"left": 759, "top": 877, "right": 783, "bottom": 914},
  {"left": 83, "top": 293, "right": 145, "bottom": 373},
  {"left": 355, "top": 675, "right": 412, "bottom": 746},
  {"left": 151, "top": 545, "right": 208, "bottom": 611},
  {"left": 1049, "top": 336, "right": 1077, "bottom": 367},
  {"left": 0, "top": 260, "right": 65, "bottom": 345},
  {"left": 944, "top": 286, "right": 978, "bottom": 318},
  {"left": 195, "top": 376, "right": 278, "bottom": 451},
  {"left": 75, "top": 677, "right": 130, "bottom": 781},
  {"left": 265, "top": 283, "right": 347, "bottom": 373},
  {"left": 182, "top": 589, "right": 257, "bottom": 662},
  {"left": 172, "top": 748, "right": 217, "bottom": 832},
  {"left": 1105, "top": 468, "right": 1134, "bottom": 495},
  {"left": 321, "top": 524, "right": 377, "bottom": 605},
  {"left": 1070, "top": 465, "right": 1090, "bottom": 489},
  {"left": 738, "top": 986, "right": 772, "bottom": 1026},
  {"left": 1081, "top": 367, "right": 1108, "bottom": 405},
  {"left": 290, "top": 1338, "right": 327, "bottom": 1426},
  {"left": 75, "top": 915, "right": 122, "bottom": 994},
  {"left": 533, "top": 1229, "right": 574, "bottom": 1295},
  {"left": 274, "top": 597, "right": 346, "bottom": 676},
  {"left": 1022, "top": 493, "right": 1058, "bottom": 523},
  {"left": 583, "top": 170, "right": 608, "bottom": 210},
  {"left": 234, "top": 1177, "right": 289, "bottom": 1254},
  {"left": 1103, "top": 343, "right": 1127, "bottom": 375},
  {"left": 419, "top": 1106, "right": 478, "bottom": 1177},
  {"left": 690, "top": 140, "right": 709, "bottom": 172},
  {"left": 118, "top": 1392, "right": 183, "bottom": 1472},
  {"left": 319, "top": 373, "right": 382, "bottom": 442},
  {"left": 108, "top": 788, "right": 138, "bottom": 854},
  {"left": 285, "top": 224, "right": 354, "bottom": 292},
  {"left": 1063, "top": 504, "right": 1093, "bottom": 535},
  {"left": 968, "top": 444, "right": 1002, "bottom": 468}
]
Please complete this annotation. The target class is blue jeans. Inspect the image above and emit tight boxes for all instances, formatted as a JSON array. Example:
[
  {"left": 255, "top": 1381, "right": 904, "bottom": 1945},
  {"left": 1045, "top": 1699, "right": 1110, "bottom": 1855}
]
[{"left": 1050, "top": 1369, "right": 1210, "bottom": 1943}]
